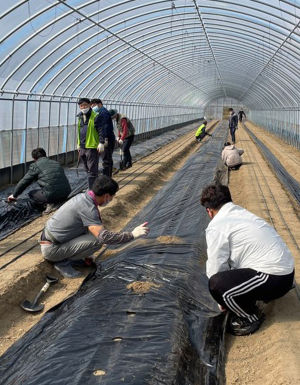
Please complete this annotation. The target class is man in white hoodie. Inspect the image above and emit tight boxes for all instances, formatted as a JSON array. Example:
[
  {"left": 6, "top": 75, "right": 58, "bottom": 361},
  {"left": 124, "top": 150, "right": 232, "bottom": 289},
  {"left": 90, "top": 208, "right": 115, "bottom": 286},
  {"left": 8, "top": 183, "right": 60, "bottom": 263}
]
[
  {"left": 200, "top": 183, "right": 294, "bottom": 336},
  {"left": 221, "top": 142, "right": 244, "bottom": 170}
]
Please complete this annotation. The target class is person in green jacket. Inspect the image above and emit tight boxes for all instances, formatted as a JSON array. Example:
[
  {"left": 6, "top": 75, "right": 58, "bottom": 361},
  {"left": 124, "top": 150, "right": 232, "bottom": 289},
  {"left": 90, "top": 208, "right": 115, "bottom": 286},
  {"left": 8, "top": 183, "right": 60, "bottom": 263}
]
[
  {"left": 7, "top": 148, "right": 71, "bottom": 214},
  {"left": 195, "top": 120, "right": 212, "bottom": 142},
  {"left": 77, "top": 98, "right": 104, "bottom": 189}
]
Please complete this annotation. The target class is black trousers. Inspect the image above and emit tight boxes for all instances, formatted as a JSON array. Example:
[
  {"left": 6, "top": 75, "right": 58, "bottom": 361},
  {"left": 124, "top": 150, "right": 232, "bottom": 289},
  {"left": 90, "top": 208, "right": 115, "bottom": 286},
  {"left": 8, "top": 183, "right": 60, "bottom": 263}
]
[
  {"left": 28, "top": 189, "right": 66, "bottom": 205},
  {"left": 209, "top": 268, "right": 294, "bottom": 322},
  {"left": 80, "top": 148, "right": 99, "bottom": 189},
  {"left": 196, "top": 133, "right": 206, "bottom": 141},
  {"left": 102, "top": 137, "right": 115, "bottom": 177},
  {"left": 122, "top": 135, "right": 134, "bottom": 167}
]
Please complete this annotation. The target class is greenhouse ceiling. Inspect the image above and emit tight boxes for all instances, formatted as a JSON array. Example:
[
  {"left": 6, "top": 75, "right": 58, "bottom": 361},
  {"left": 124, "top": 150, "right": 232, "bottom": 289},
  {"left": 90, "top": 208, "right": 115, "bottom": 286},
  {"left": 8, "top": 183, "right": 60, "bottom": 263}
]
[{"left": 1, "top": 0, "right": 300, "bottom": 109}]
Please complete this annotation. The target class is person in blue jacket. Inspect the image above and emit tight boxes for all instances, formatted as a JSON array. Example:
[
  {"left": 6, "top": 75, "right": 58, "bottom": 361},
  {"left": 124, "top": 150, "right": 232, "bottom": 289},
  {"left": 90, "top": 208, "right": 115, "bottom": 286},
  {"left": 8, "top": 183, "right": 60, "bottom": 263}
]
[{"left": 91, "top": 99, "right": 116, "bottom": 177}]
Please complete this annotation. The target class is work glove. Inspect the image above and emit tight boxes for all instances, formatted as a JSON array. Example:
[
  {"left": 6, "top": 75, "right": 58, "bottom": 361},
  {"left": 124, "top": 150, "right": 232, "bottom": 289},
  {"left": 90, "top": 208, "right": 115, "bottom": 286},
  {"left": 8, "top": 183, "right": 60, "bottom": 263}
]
[
  {"left": 132, "top": 222, "right": 149, "bottom": 239},
  {"left": 7, "top": 195, "right": 16, "bottom": 202},
  {"left": 118, "top": 138, "right": 123, "bottom": 147},
  {"left": 97, "top": 143, "right": 105, "bottom": 154}
]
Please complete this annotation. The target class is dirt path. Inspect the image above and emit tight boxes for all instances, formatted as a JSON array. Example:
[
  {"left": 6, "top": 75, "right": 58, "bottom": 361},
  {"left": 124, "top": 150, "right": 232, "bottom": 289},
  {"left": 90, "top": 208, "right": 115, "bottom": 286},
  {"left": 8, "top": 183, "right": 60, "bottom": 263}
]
[
  {"left": 0, "top": 121, "right": 218, "bottom": 356},
  {"left": 225, "top": 121, "right": 300, "bottom": 385}
]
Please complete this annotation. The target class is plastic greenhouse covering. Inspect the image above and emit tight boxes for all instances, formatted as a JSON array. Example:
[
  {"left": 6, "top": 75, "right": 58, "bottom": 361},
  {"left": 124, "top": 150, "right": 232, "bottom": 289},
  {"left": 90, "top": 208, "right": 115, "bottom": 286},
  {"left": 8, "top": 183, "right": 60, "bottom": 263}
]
[
  {"left": 1, "top": 1, "right": 300, "bottom": 383},
  {"left": 2, "top": 0, "right": 300, "bottom": 174}
]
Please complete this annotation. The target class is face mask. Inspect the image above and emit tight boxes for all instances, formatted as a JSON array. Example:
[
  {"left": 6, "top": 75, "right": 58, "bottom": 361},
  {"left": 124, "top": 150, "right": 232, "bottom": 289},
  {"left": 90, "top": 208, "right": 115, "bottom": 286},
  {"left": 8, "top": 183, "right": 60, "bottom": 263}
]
[
  {"left": 101, "top": 195, "right": 111, "bottom": 207},
  {"left": 81, "top": 108, "right": 90, "bottom": 114},
  {"left": 92, "top": 106, "right": 101, "bottom": 113}
]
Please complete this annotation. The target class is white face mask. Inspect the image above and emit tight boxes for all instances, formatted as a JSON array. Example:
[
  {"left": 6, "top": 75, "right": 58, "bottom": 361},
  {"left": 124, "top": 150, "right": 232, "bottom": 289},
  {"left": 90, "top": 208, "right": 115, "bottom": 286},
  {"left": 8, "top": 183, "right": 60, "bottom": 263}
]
[
  {"left": 101, "top": 195, "right": 111, "bottom": 207},
  {"left": 81, "top": 107, "right": 90, "bottom": 114}
]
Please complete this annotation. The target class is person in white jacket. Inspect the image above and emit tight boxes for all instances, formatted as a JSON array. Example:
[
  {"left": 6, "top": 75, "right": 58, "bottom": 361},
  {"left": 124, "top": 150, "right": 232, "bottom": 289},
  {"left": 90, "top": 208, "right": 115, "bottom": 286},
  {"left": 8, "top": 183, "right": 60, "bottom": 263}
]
[
  {"left": 200, "top": 183, "right": 294, "bottom": 336},
  {"left": 221, "top": 142, "right": 244, "bottom": 170}
]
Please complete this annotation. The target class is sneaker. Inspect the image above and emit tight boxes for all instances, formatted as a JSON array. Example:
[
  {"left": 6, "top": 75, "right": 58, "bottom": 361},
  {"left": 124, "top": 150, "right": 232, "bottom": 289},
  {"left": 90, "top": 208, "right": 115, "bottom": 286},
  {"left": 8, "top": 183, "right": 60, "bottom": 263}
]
[
  {"left": 227, "top": 312, "right": 265, "bottom": 336},
  {"left": 44, "top": 202, "right": 61, "bottom": 214},
  {"left": 54, "top": 260, "right": 83, "bottom": 279},
  {"left": 218, "top": 304, "right": 228, "bottom": 313}
]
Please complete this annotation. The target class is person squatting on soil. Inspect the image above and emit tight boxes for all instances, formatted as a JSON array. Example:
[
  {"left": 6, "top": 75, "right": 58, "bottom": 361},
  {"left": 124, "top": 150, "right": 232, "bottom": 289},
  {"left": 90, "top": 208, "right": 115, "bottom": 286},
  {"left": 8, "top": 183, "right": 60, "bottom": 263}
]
[
  {"left": 228, "top": 108, "right": 238, "bottom": 144},
  {"left": 90, "top": 98, "right": 116, "bottom": 177},
  {"left": 39, "top": 175, "right": 150, "bottom": 278},
  {"left": 7, "top": 148, "right": 71, "bottom": 214},
  {"left": 221, "top": 142, "right": 244, "bottom": 170},
  {"left": 109, "top": 109, "right": 135, "bottom": 170},
  {"left": 200, "top": 183, "right": 294, "bottom": 336},
  {"left": 238, "top": 108, "right": 246, "bottom": 122},
  {"left": 195, "top": 120, "right": 212, "bottom": 142}
]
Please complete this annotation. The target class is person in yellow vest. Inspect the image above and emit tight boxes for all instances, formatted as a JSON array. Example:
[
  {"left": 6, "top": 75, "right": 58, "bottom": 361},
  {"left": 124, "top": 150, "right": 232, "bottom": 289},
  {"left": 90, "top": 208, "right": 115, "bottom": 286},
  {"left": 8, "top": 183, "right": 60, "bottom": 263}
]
[
  {"left": 195, "top": 120, "right": 212, "bottom": 142},
  {"left": 77, "top": 98, "right": 103, "bottom": 189},
  {"left": 109, "top": 109, "right": 135, "bottom": 170}
]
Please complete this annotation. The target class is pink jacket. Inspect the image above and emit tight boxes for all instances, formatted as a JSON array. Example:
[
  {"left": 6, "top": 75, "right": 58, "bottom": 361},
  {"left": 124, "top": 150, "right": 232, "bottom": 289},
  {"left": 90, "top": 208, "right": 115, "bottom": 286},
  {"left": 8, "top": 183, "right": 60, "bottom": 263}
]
[{"left": 222, "top": 145, "right": 244, "bottom": 167}]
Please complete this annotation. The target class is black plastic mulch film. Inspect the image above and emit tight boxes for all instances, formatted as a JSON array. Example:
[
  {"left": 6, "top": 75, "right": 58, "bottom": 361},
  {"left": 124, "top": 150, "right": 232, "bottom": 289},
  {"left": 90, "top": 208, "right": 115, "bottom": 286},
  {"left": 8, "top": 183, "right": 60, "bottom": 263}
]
[
  {"left": 0, "top": 122, "right": 228, "bottom": 385},
  {"left": 0, "top": 122, "right": 200, "bottom": 241}
]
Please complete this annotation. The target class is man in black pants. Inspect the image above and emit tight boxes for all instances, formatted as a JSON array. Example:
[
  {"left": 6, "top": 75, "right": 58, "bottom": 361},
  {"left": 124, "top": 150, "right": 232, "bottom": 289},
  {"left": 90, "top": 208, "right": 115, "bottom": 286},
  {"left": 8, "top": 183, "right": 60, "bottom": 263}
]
[
  {"left": 238, "top": 108, "right": 246, "bottom": 122},
  {"left": 228, "top": 107, "right": 238, "bottom": 143},
  {"left": 7, "top": 148, "right": 71, "bottom": 213},
  {"left": 91, "top": 99, "right": 115, "bottom": 177},
  {"left": 109, "top": 109, "right": 135, "bottom": 170},
  {"left": 200, "top": 184, "right": 294, "bottom": 336}
]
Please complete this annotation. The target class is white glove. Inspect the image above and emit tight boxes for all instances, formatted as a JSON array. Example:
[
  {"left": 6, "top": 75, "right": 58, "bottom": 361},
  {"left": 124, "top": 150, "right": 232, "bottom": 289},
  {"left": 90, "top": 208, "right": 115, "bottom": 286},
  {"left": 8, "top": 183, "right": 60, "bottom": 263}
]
[
  {"left": 7, "top": 194, "right": 16, "bottom": 202},
  {"left": 118, "top": 138, "right": 123, "bottom": 147},
  {"left": 132, "top": 222, "right": 149, "bottom": 239},
  {"left": 97, "top": 143, "right": 105, "bottom": 154}
]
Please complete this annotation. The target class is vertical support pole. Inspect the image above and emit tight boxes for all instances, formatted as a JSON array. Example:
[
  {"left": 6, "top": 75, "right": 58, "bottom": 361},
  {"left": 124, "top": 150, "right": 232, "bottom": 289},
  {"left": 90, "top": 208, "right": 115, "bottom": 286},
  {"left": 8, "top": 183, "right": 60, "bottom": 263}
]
[
  {"left": 57, "top": 99, "right": 62, "bottom": 162},
  {"left": 65, "top": 99, "right": 70, "bottom": 165},
  {"left": 23, "top": 98, "right": 29, "bottom": 174},
  {"left": 48, "top": 99, "right": 52, "bottom": 157},
  {"left": 10, "top": 97, "right": 15, "bottom": 184}
]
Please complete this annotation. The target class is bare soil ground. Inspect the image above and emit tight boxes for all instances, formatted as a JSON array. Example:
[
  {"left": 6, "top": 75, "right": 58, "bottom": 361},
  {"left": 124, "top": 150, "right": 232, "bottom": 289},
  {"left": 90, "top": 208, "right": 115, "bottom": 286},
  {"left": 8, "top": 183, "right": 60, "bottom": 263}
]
[
  {"left": 1, "top": 120, "right": 300, "bottom": 385},
  {"left": 225, "top": 121, "right": 300, "bottom": 385}
]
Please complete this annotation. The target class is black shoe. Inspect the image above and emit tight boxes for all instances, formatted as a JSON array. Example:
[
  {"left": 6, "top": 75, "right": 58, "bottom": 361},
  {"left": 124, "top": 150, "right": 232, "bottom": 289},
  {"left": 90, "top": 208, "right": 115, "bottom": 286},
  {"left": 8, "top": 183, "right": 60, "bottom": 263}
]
[
  {"left": 54, "top": 260, "right": 83, "bottom": 279},
  {"left": 227, "top": 313, "right": 265, "bottom": 336}
]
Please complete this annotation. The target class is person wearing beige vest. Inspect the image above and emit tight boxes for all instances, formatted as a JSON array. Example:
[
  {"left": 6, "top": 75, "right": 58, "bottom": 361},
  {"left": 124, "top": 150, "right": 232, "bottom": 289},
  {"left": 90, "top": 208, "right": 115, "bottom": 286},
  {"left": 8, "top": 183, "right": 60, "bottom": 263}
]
[
  {"left": 222, "top": 142, "right": 244, "bottom": 170},
  {"left": 109, "top": 109, "right": 135, "bottom": 170}
]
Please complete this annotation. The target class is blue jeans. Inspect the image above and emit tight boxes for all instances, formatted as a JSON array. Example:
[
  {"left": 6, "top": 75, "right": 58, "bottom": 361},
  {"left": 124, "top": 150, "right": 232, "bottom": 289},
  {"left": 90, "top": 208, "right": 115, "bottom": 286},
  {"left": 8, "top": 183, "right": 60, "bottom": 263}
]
[{"left": 229, "top": 126, "right": 237, "bottom": 142}]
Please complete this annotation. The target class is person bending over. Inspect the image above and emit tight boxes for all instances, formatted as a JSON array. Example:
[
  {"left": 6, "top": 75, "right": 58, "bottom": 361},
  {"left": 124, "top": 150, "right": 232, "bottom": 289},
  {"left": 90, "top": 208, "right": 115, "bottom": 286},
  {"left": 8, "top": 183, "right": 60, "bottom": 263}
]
[
  {"left": 200, "top": 183, "right": 294, "bottom": 336},
  {"left": 221, "top": 142, "right": 244, "bottom": 170},
  {"left": 40, "top": 175, "right": 149, "bottom": 278},
  {"left": 7, "top": 148, "right": 71, "bottom": 214}
]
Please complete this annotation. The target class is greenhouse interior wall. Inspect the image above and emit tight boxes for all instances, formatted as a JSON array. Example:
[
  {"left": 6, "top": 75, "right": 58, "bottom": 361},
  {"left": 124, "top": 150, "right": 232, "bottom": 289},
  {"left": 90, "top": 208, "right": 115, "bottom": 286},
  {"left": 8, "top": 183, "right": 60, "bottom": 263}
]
[{"left": 0, "top": 92, "right": 203, "bottom": 186}]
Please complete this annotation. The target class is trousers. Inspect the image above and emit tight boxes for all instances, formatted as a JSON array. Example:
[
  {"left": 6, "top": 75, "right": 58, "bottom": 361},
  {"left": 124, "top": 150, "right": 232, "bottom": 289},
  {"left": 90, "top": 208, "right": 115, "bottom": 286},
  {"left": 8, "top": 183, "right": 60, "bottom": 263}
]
[
  {"left": 40, "top": 232, "right": 102, "bottom": 262},
  {"left": 209, "top": 268, "right": 294, "bottom": 322},
  {"left": 80, "top": 148, "right": 99, "bottom": 189}
]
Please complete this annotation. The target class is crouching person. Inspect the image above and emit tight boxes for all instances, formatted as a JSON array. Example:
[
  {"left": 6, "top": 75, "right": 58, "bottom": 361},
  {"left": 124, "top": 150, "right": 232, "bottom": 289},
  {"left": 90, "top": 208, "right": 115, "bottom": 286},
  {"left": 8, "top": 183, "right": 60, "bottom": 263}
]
[
  {"left": 7, "top": 147, "right": 71, "bottom": 214},
  {"left": 39, "top": 175, "right": 149, "bottom": 278},
  {"left": 195, "top": 120, "right": 212, "bottom": 142},
  {"left": 221, "top": 142, "right": 244, "bottom": 170},
  {"left": 200, "top": 184, "right": 294, "bottom": 336}
]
